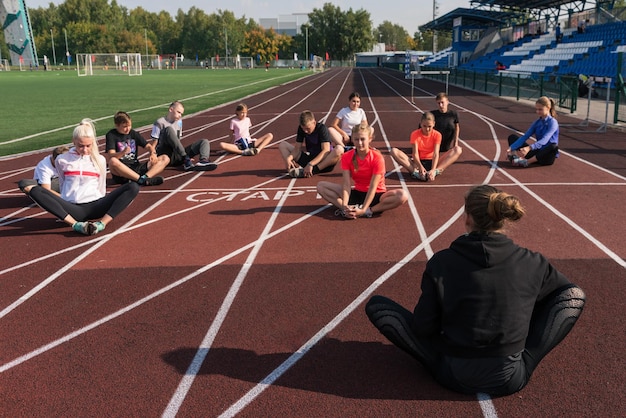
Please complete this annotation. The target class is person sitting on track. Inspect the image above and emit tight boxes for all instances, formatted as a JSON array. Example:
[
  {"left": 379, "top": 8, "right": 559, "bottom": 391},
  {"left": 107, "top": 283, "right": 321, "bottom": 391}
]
[
  {"left": 327, "top": 92, "right": 368, "bottom": 150},
  {"left": 219, "top": 103, "right": 273, "bottom": 156},
  {"left": 507, "top": 96, "right": 560, "bottom": 168},
  {"left": 278, "top": 110, "right": 343, "bottom": 178},
  {"left": 317, "top": 123, "right": 408, "bottom": 218},
  {"left": 365, "top": 184, "right": 586, "bottom": 396},
  {"left": 105, "top": 111, "right": 169, "bottom": 186},
  {"left": 430, "top": 92, "right": 462, "bottom": 173},
  {"left": 18, "top": 145, "right": 69, "bottom": 196},
  {"left": 22, "top": 119, "right": 140, "bottom": 236},
  {"left": 152, "top": 100, "right": 217, "bottom": 172},
  {"left": 390, "top": 112, "right": 443, "bottom": 181}
]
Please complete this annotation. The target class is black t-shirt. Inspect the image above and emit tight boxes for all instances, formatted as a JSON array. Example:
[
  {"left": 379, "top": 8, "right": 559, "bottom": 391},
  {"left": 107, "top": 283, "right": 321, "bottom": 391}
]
[
  {"left": 105, "top": 128, "right": 149, "bottom": 163},
  {"left": 296, "top": 122, "right": 331, "bottom": 158},
  {"left": 431, "top": 109, "right": 459, "bottom": 152}
]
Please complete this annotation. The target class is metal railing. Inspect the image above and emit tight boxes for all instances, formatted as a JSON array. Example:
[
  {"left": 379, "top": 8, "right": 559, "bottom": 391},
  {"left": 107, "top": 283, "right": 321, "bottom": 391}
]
[{"left": 422, "top": 66, "right": 579, "bottom": 113}]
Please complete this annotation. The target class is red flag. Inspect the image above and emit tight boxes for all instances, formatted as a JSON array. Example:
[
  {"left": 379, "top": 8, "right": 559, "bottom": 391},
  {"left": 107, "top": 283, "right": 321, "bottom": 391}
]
[
  {"left": 275, "top": 53, "right": 278, "bottom": 61},
  {"left": 325, "top": 52, "right": 329, "bottom": 61}
]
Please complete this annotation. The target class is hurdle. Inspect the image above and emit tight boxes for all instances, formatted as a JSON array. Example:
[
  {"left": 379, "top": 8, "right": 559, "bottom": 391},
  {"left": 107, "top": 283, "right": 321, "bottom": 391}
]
[
  {"left": 562, "top": 76, "right": 612, "bottom": 133},
  {"left": 411, "top": 70, "right": 450, "bottom": 102}
]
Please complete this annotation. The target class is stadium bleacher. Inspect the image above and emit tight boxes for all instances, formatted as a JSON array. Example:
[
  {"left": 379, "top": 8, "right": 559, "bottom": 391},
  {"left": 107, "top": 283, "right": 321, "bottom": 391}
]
[{"left": 456, "top": 21, "right": 626, "bottom": 81}]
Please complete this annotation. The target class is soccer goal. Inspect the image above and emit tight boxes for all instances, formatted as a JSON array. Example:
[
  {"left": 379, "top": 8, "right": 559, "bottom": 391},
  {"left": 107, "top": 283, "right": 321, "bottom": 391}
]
[
  {"left": 0, "top": 58, "right": 9, "bottom": 71},
  {"left": 312, "top": 55, "right": 325, "bottom": 72},
  {"left": 76, "top": 53, "right": 143, "bottom": 76},
  {"left": 210, "top": 56, "right": 253, "bottom": 69}
]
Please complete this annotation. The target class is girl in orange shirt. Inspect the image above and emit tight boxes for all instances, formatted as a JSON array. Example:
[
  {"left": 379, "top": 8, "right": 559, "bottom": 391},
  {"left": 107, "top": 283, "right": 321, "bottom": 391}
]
[{"left": 391, "top": 112, "right": 442, "bottom": 181}]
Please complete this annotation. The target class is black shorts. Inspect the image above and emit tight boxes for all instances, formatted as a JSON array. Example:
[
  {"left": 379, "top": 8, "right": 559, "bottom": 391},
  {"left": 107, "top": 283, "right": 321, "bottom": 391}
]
[
  {"left": 348, "top": 190, "right": 383, "bottom": 207},
  {"left": 112, "top": 160, "right": 149, "bottom": 184},
  {"left": 296, "top": 152, "right": 335, "bottom": 174}
]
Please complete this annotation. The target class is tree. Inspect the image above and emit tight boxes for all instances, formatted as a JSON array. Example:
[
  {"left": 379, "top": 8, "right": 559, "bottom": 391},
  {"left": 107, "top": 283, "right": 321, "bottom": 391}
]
[
  {"left": 306, "top": 2, "right": 373, "bottom": 61},
  {"left": 376, "top": 21, "right": 411, "bottom": 51}
]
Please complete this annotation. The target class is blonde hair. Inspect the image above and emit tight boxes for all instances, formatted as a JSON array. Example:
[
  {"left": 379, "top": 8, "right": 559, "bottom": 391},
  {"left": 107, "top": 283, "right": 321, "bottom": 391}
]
[
  {"left": 537, "top": 96, "right": 557, "bottom": 118},
  {"left": 73, "top": 119, "right": 104, "bottom": 175},
  {"left": 350, "top": 123, "right": 377, "bottom": 171},
  {"left": 465, "top": 185, "right": 525, "bottom": 232},
  {"left": 421, "top": 111, "right": 436, "bottom": 124}
]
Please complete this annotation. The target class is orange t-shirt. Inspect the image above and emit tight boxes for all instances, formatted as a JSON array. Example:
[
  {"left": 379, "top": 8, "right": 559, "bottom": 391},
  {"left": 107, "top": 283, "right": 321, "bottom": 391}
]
[{"left": 410, "top": 128, "right": 442, "bottom": 160}]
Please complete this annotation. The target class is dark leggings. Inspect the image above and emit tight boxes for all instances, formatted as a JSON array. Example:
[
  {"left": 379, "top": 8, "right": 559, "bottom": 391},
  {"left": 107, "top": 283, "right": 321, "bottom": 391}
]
[
  {"left": 28, "top": 182, "right": 140, "bottom": 222},
  {"left": 365, "top": 284, "right": 585, "bottom": 396},
  {"left": 508, "top": 134, "right": 559, "bottom": 166}
]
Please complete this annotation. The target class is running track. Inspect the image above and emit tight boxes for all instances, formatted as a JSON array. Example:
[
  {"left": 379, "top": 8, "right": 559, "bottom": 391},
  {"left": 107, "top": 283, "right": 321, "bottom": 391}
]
[{"left": 1, "top": 68, "right": 624, "bottom": 417}]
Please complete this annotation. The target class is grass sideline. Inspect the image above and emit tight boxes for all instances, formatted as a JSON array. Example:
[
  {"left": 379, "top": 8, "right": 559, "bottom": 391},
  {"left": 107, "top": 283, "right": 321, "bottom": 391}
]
[{"left": 0, "top": 68, "right": 312, "bottom": 157}]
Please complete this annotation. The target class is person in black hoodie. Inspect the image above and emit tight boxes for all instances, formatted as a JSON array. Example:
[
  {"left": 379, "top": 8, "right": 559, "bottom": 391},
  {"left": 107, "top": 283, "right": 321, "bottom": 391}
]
[{"left": 365, "top": 184, "right": 586, "bottom": 396}]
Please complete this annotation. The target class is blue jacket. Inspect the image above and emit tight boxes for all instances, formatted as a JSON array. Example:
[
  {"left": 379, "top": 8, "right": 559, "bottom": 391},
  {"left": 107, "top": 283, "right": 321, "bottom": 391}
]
[{"left": 510, "top": 115, "right": 559, "bottom": 151}]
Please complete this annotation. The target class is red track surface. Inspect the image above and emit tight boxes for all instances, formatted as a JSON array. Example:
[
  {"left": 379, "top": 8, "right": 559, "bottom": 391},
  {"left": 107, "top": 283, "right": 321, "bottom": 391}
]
[{"left": 1, "top": 68, "right": 624, "bottom": 417}]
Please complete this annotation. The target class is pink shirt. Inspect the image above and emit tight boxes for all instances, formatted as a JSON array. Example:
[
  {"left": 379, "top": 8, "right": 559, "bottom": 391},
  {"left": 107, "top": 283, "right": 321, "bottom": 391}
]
[{"left": 230, "top": 117, "right": 252, "bottom": 141}]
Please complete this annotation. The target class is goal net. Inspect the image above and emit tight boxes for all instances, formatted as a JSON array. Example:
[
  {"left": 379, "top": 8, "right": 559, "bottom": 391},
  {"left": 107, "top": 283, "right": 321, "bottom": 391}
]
[
  {"left": 144, "top": 54, "right": 162, "bottom": 70},
  {"left": 76, "top": 53, "right": 143, "bottom": 76},
  {"left": 0, "top": 59, "right": 9, "bottom": 71},
  {"left": 312, "top": 55, "right": 324, "bottom": 72},
  {"left": 209, "top": 56, "right": 253, "bottom": 69}
]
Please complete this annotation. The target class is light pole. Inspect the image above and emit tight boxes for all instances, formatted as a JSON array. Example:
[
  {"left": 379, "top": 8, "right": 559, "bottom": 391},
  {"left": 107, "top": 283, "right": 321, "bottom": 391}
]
[
  {"left": 144, "top": 28, "right": 148, "bottom": 58},
  {"left": 64, "top": 28, "right": 69, "bottom": 66},
  {"left": 305, "top": 25, "right": 309, "bottom": 62},
  {"left": 225, "top": 28, "right": 228, "bottom": 66},
  {"left": 50, "top": 29, "right": 57, "bottom": 65}
]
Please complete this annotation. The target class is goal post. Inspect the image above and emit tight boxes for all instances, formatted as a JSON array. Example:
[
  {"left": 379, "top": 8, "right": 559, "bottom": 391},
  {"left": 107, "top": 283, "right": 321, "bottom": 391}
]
[
  {"left": 312, "top": 55, "right": 324, "bottom": 72},
  {"left": 76, "top": 53, "right": 143, "bottom": 76},
  {"left": 209, "top": 56, "right": 253, "bottom": 69}
]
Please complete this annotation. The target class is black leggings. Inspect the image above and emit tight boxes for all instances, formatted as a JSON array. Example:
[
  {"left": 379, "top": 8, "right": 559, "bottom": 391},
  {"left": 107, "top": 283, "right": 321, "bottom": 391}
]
[
  {"left": 365, "top": 284, "right": 585, "bottom": 396},
  {"left": 28, "top": 182, "right": 140, "bottom": 222},
  {"left": 508, "top": 134, "right": 559, "bottom": 166}
]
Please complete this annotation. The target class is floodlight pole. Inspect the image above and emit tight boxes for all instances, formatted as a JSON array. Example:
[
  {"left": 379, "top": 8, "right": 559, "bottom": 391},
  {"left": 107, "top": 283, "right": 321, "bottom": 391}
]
[
  {"left": 144, "top": 28, "right": 148, "bottom": 58},
  {"left": 50, "top": 29, "right": 57, "bottom": 65},
  {"left": 64, "top": 28, "right": 69, "bottom": 66},
  {"left": 305, "top": 25, "right": 309, "bottom": 62}
]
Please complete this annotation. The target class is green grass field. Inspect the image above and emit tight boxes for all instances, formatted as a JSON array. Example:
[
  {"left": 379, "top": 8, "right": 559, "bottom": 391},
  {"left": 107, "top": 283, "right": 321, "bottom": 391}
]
[{"left": 0, "top": 68, "right": 312, "bottom": 157}]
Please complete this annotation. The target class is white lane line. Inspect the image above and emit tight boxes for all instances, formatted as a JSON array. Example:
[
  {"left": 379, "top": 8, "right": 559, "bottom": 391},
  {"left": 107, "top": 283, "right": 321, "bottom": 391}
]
[
  {"left": 0, "top": 171, "right": 205, "bottom": 319},
  {"left": 218, "top": 66, "right": 504, "bottom": 418},
  {"left": 162, "top": 177, "right": 298, "bottom": 417},
  {"left": 218, "top": 208, "right": 465, "bottom": 418},
  {"left": 0, "top": 204, "right": 330, "bottom": 374}
]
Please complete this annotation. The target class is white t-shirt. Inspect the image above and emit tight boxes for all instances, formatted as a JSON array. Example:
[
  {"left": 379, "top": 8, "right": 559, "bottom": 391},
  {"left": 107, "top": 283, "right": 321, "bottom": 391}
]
[
  {"left": 33, "top": 155, "right": 58, "bottom": 186},
  {"left": 335, "top": 107, "right": 367, "bottom": 136}
]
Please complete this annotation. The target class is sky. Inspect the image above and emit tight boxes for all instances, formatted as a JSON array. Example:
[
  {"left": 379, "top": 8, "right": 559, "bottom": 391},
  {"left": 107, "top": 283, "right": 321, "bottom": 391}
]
[{"left": 24, "top": 0, "right": 470, "bottom": 33}]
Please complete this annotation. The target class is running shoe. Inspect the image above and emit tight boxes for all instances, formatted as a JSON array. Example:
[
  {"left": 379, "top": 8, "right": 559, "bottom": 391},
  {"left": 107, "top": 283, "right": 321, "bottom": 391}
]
[
  {"left": 289, "top": 167, "right": 305, "bottom": 178},
  {"left": 194, "top": 159, "right": 218, "bottom": 171}
]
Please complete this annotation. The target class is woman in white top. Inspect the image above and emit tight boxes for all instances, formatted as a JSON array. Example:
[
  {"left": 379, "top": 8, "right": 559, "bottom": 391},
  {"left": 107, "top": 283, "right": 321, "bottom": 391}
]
[
  {"left": 23, "top": 119, "right": 140, "bottom": 236},
  {"left": 328, "top": 92, "right": 368, "bottom": 149}
]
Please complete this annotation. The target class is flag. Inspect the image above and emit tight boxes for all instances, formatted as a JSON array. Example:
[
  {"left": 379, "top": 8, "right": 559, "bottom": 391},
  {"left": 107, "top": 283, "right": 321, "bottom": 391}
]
[
  {"left": 325, "top": 52, "right": 329, "bottom": 61},
  {"left": 275, "top": 53, "right": 278, "bottom": 61}
]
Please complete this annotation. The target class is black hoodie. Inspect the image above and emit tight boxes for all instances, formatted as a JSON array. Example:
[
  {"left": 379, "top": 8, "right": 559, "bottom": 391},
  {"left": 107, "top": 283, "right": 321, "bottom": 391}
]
[{"left": 413, "top": 232, "right": 571, "bottom": 358}]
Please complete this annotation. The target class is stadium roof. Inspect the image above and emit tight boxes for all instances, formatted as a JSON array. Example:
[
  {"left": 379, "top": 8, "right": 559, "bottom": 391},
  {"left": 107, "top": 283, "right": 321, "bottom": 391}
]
[
  {"left": 419, "top": 7, "right": 523, "bottom": 31},
  {"left": 470, "top": 0, "right": 576, "bottom": 8},
  {"left": 420, "top": 0, "right": 597, "bottom": 32}
]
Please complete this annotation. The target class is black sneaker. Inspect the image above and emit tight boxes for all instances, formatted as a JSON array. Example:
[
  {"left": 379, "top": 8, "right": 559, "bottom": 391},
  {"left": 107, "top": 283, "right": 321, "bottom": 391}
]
[
  {"left": 194, "top": 159, "right": 218, "bottom": 171},
  {"left": 144, "top": 176, "right": 164, "bottom": 186},
  {"left": 183, "top": 159, "right": 195, "bottom": 171}
]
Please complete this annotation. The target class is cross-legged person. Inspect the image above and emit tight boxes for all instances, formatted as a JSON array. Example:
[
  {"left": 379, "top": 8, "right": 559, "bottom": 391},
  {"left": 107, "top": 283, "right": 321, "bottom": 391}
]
[
  {"left": 152, "top": 100, "right": 217, "bottom": 171},
  {"left": 23, "top": 119, "right": 140, "bottom": 236}
]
